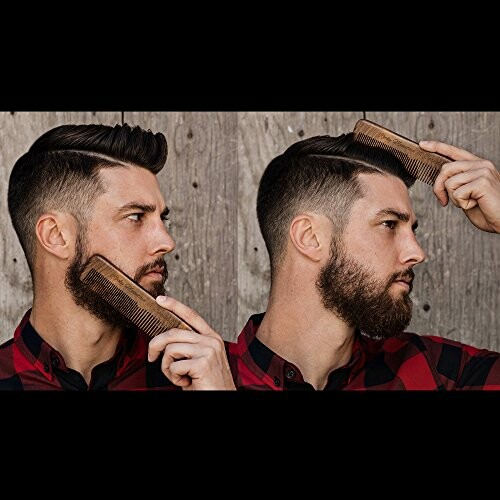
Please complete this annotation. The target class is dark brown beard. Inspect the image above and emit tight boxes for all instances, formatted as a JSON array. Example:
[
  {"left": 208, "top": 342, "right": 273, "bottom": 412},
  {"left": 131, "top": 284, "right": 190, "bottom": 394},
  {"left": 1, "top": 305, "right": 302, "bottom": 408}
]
[
  {"left": 133, "top": 256, "right": 168, "bottom": 298},
  {"left": 316, "top": 237, "right": 414, "bottom": 339},
  {"left": 65, "top": 233, "right": 167, "bottom": 329}
]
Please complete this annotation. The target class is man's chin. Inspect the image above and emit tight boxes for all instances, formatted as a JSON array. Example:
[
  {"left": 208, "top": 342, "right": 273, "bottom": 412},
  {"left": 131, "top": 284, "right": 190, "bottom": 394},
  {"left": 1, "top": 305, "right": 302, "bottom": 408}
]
[
  {"left": 388, "top": 290, "right": 412, "bottom": 306},
  {"left": 138, "top": 279, "right": 166, "bottom": 298}
]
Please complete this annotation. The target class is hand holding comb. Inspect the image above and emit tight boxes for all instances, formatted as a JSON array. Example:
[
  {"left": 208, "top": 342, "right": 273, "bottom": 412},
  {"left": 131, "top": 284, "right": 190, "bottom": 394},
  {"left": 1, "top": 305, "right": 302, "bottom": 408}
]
[
  {"left": 353, "top": 119, "right": 451, "bottom": 185},
  {"left": 79, "top": 254, "right": 191, "bottom": 337}
]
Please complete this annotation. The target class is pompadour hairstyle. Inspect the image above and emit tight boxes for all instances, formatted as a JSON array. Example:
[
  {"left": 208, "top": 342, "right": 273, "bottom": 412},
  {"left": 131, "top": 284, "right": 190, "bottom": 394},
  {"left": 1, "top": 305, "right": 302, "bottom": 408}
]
[
  {"left": 8, "top": 123, "right": 168, "bottom": 273},
  {"left": 256, "top": 132, "right": 415, "bottom": 276}
]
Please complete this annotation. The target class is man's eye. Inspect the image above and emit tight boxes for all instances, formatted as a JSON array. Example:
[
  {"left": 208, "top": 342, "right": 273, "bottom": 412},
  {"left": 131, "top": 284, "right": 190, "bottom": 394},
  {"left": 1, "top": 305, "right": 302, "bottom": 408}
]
[
  {"left": 382, "top": 220, "right": 396, "bottom": 229},
  {"left": 127, "top": 213, "right": 143, "bottom": 222}
]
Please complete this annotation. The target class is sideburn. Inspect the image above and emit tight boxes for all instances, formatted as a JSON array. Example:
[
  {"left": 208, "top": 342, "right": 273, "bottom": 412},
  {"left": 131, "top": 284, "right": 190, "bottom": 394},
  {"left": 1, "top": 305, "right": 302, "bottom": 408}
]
[{"left": 65, "top": 231, "right": 134, "bottom": 331}]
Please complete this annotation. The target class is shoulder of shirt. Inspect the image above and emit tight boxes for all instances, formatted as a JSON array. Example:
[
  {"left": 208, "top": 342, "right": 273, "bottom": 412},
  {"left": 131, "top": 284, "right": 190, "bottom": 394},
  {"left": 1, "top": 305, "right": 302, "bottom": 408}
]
[
  {"left": 0, "top": 338, "right": 15, "bottom": 350},
  {"left": 386, "top": 331, "right": 497, "bottom": 356}
]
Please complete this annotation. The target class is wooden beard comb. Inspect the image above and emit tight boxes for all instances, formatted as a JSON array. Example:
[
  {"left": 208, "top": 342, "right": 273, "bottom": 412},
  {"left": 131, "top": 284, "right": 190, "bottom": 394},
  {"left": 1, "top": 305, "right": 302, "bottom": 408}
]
[
  {"left": 352, "top": 119, "right": 450, "bottom": 185},
  {"left": 79, "top": 254, "right": 191, "bottom": 337}
]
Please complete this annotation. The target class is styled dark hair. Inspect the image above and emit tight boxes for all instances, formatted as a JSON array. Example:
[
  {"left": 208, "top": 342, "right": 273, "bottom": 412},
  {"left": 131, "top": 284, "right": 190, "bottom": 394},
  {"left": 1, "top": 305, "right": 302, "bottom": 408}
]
[
  {"left": 8, "top": 123, "right": 168, "bottom": 272},
  {"left": 256, "top": 132, "right": 415, "bottom": 276}
]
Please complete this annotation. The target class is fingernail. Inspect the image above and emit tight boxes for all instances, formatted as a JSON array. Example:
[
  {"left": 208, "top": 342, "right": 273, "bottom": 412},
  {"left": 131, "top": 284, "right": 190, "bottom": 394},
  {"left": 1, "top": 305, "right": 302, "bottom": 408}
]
[
  {"left": 419, "top": 140, "right": 430, "bottom": 146},
  {"left": 156, "top": 295, "right": 167, "bottom": 303}
]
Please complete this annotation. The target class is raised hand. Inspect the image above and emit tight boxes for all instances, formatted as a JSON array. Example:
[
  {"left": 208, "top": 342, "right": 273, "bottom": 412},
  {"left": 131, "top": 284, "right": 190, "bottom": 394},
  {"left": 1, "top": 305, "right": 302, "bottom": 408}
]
[
  {"left": 148, "top": 295, "right": 236, "bottom": 390},
  {"left": 419, "top": 140, "right": 500, "bottom": 233}
]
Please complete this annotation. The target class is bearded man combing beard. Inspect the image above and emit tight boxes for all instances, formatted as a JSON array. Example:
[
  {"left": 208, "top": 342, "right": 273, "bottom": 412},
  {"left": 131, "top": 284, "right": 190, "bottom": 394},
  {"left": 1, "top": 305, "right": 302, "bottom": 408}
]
[{"left": 0, "top": 123, "right": 235, "bottom": 391}]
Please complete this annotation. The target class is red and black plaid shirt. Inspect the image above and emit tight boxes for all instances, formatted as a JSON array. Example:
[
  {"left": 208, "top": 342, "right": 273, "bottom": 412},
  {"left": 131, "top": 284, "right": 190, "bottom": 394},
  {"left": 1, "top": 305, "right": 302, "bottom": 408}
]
[
  {"left": 0, "top": 309, "right": 180, "bottom": 391},
  {"left": 226, "top": 313, "right": 500, "bottom": 390}
]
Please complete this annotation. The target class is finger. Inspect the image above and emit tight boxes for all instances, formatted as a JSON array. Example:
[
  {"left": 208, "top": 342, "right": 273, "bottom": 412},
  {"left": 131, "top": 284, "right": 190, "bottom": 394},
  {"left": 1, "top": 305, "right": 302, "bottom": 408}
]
[
  {"left": 161, "top": 337, "right": 223, "bottom": 366},
  {"left": 168, "top": 357, "right": 236, "bottom": 390},
  {"left": 148, "top": 350, "right": 191, "bottom": 387},
  {"left": 452, "top": 179, "right": 488, "bottom": 211},
  {"left": 434, "top": 161, "right": 494, "bottom": 206},
  {"left": 148, "top": 328, "right": 201, "bottom": 361},
  {"left": 169, "top": 358, "right": 197, "bottom": 377},
  {"left": 161, "top": 344, "right": 200, "bottom": 385},
  {"left": 154, "top": 294, "right": 194, "bottom": 332},
  {"left": 156, "top": 295, "right": 217, "bottom": 337},
  {"left": 168, "top": 359, "right": 198, "bottom": 389},
  {"left": 419, "top": 140, "right": 481, "bottom": 161},
  {"left": 162, "top": 343, "right": 200, "bottom": 367},
  {"left": 165, "top": 369, "right": 192, "bottom": 388}
]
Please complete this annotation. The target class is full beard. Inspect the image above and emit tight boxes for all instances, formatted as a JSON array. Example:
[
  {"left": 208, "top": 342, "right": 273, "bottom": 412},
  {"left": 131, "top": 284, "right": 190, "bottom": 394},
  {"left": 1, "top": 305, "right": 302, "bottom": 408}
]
[
  {"left": 316, "top": 238, "right": 414, "bottom": 339},
  {"left": 65, "top": 233, "right": 168, "bottom": 330}
]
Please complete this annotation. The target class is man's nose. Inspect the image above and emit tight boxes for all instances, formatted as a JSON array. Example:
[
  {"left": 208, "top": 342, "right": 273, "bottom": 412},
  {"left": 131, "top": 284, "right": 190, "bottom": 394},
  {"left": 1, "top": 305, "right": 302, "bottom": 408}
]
[
  {"left": 151, "top": 221, "right": 176, "bottom": 256},
  {"left": 401, "top": 233, "right": 426, "bottom": 266}
]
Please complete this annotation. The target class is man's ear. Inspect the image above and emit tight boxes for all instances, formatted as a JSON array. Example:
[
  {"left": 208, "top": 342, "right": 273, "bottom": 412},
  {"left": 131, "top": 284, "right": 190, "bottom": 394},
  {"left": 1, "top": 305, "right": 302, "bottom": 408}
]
[
  {"left": 289, "top": 213, "right": 331, "bottom": 263},
  {"left": 35, "top": 212, "right": 76, "bottom": 260}
]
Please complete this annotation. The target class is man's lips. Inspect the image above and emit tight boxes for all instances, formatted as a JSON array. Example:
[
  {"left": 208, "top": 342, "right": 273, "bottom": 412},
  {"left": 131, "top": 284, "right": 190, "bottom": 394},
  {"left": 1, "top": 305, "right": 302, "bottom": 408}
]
[
  {"left": 143, "top": 267, "right": 165, "bottom": 279},
  {"left": 393, "top": 280, "right": 410, "bottom": 287},
  {"left": 396, "top": 277, "right": 412, "bottom": 284},
  {"left": 392, "top": 277, "right": 413, "bottom": 290}
]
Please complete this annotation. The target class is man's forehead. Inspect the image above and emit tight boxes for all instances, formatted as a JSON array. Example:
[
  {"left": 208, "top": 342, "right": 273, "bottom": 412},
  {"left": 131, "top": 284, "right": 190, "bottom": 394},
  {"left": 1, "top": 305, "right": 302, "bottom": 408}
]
[
  {"left": 357, "top": 173, "right": 408, "bottom": 197},
  {"left": 96, "top": 166, "right": 166, "bottom": 207},
  {"left": 98, "top": 166, "right": 159, "bottom": 192},
  {"left": 354, "top": 173, "right": 415, "bottom": 217}
]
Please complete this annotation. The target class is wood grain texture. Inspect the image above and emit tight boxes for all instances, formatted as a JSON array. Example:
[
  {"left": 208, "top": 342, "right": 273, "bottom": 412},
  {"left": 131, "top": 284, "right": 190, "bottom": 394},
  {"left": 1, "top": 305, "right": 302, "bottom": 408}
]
[
  {"left": 367, "top": 112, "right": 500, "bottom": 350},
  {"left": 0, "top": 112, "right": 122, "bottom": 343},
  {"left": 125, "top": 112, "right": 239, "bottom": 340},
  {"left": 237, "top": 112, "right": 363, "bottom": 331}
]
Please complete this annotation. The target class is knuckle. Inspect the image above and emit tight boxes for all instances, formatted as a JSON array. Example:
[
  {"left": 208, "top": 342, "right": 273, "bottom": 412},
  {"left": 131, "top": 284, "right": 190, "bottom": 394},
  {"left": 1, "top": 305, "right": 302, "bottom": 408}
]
[
  {"left": 206, "top": 335, "right": 224, "bottom": 352},
  {"left": 149, "top": 333, "right": 164, "bottom": 346},
  {"left": 197, "top": 356, "right": 210, "bottom": 370}
]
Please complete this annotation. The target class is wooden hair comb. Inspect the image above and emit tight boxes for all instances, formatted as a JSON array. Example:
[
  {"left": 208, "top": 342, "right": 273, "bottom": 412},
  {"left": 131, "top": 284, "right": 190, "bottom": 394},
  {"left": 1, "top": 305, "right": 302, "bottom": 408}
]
[
  {"left": 79, "top": 254, "right": 191, "bottom": 337},
  {"left": 353, "top": 119, "right": 451, "bottom": 185}
]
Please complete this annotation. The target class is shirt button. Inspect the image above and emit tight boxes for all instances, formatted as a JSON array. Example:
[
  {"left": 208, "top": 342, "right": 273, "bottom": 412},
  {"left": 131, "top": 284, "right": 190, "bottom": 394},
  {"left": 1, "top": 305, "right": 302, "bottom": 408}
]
[
  {"left": 273, "top": 377, "right": 280, "bottom": 387},
  {"left": 51, "top": 357, "right": 60, "bottom": 367},
  {"left": 43, "top": 363, "right": 50, "bottom": 373},
  {"left": 286, "top": 369, "right": 295, "bottom": 379}
]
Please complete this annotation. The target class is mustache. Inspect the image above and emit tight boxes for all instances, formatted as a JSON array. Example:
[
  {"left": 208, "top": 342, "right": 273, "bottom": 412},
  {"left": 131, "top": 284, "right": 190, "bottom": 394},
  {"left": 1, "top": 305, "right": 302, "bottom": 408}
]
[
  {"left": 387, "top": 268, "right": 415, "bottom": 291},
  {"left": 134, "top": 256, "right": 168, "bottom": 282}
]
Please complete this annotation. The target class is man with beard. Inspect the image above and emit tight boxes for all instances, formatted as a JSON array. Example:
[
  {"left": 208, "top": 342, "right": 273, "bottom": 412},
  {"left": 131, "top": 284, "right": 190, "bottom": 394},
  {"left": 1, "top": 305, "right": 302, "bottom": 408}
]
[
  {"left": 224, "top": 133, "right": 500, "bottom": 390},
  {"left": 0, "top": 123, "right": 235, "bottom": 390}
]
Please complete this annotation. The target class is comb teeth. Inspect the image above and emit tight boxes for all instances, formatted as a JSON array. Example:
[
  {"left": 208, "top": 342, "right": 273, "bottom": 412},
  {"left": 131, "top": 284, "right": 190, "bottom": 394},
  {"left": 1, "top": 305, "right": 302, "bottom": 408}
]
[
  {"left": 80, "top": 255, "right": 191, "bottom": 337},
  {"left": 353, "top": 119, "right": 450, "bottom": 185}
]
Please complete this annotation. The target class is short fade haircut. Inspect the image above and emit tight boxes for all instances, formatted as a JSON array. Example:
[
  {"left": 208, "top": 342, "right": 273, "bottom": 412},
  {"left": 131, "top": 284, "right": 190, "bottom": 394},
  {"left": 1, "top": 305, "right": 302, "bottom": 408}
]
[
  {"left": 256, "top": 132, "right": 416, "bottom": 277},
  {"left": 8, "top": 123, "right": 168, "bottom": 274}
]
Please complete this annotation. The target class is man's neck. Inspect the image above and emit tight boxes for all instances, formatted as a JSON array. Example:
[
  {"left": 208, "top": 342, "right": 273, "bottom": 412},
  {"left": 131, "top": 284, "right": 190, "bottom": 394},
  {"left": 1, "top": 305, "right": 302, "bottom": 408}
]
[
  {"left": 30, "top": 293, "right": 123, "bottom": 385},
  {"left": 257, "top": 289, "right": 356, "bottom": 390}
]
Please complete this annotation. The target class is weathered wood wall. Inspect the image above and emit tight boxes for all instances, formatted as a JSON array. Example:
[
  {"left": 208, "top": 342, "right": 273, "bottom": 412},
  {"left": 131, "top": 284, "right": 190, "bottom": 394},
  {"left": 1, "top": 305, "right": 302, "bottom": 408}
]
[
  {"left": 125, "top": 112, "right": 238, "bottom": 341},
  {"left": 1, "top": 112, "right": 498, "bottom": 351}
]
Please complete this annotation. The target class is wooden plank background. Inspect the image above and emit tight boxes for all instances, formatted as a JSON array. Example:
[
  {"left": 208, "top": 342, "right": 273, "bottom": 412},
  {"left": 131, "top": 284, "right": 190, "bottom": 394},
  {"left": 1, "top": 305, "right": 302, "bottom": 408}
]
[
  {"left": 125, "top": 112, "right": 239, "bottom": 341},
  {"left": 1, "top": 112, "right": 498, "bottom": 351}
]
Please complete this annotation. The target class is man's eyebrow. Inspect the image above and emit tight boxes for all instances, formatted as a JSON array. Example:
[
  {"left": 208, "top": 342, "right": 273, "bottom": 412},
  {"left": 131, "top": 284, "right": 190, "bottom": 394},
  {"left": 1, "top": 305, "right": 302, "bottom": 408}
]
[
  {"left": 117, "top": 203, "right": 170, "bottom": 217},
  {"left": 376, "top": 209, "right": 419, "bottom": 231},
  {"left": 376, "top": 209, "right": 410, "bottom": 222}
]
